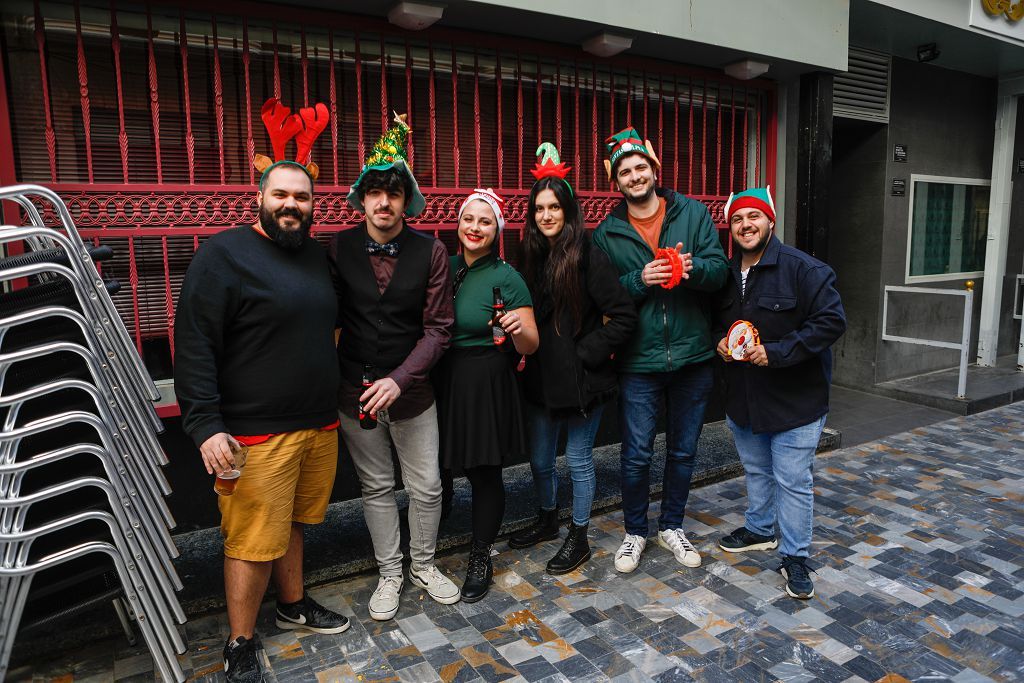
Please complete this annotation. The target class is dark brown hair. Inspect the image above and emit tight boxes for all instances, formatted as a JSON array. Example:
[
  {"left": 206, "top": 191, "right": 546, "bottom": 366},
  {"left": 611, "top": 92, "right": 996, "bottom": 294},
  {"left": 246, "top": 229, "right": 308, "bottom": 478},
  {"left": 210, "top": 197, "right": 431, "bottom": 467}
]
[{"left": 519, "top": 177, "right": 586, "bottom": 336}]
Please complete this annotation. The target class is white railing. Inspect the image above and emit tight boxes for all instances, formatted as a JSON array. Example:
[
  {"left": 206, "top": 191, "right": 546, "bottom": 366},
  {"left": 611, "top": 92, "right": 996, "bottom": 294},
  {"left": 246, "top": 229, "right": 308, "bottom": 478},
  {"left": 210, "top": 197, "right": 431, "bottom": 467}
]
[{"left": 881, "top": 283, "right": 974, "bottom": 399}]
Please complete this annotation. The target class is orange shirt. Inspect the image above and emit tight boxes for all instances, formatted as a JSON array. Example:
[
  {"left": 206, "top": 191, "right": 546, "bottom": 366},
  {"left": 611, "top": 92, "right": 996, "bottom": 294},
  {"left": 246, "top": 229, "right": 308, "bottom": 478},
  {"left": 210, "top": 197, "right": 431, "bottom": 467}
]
[{"left": 628, "top": 198, "right": 666, "bottom": 254}]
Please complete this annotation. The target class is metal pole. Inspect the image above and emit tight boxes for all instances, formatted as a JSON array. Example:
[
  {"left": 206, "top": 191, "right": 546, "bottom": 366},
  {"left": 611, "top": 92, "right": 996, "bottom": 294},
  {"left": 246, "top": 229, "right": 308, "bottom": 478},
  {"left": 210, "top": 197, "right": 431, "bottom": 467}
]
[{"left": 959, "top": 282, "right": 974, "bottom": 399}]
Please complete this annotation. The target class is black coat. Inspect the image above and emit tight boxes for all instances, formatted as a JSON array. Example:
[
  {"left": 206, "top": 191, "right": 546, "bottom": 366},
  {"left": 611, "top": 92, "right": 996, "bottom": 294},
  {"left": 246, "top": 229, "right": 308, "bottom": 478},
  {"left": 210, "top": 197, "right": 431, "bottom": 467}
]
[
  {"left": 714, "top": 235, "right": 846, "bottom": 434},
  {"left": 521, "top": 237, "right": 638, "bottom": 417}
]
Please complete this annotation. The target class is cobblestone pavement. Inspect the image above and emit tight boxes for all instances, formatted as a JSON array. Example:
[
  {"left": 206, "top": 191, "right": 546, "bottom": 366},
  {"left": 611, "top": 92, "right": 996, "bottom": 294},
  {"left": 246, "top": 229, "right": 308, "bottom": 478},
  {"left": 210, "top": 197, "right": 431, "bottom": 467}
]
[{"left": 15, "top": 403, "right": 1024, "bottom": 683}]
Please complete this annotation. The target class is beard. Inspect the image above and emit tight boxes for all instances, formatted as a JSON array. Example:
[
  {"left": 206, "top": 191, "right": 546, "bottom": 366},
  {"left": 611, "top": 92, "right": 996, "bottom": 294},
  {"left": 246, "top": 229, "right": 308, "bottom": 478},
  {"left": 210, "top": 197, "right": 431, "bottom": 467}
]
[
  {"left": 737, "top": 230, "right": 772, "bottom": 255},
  {"left": 621, "top": 180, "right": 655, "bottom": 205},
  {"left": 259, "top": 205, "right": 313, "bottom": 250}
]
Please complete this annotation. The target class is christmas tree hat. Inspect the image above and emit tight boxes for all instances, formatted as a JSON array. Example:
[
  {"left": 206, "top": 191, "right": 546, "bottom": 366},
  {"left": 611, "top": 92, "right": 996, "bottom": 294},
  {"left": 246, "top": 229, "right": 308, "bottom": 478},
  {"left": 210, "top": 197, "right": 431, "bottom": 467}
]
[
  {"left": 347, "top": 112, "right": 426, "bottom": 217},
  {"left": 724, "top": 186, "right": 776, "bottom": 223},
  {"left": 604, "top": 126, "right": 660, "bottom": 180}
]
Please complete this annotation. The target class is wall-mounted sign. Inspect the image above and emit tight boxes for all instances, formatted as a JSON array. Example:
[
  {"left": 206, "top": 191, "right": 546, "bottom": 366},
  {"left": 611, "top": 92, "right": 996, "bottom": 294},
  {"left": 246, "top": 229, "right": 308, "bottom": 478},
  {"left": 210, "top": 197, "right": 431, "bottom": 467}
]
[
  {"left": 893, "top": 144, "right": 908, "bottom": 163},
  {"left": 981, "top": 0, "right": 1023, "bottom": 21},
  {"left": 971, "top": 1, "right": 1024, "bottom": 41},
  {"left": 892, "top": 178, "right": 906, "bottom": 196},
  {"left": 1018, "top": 158, "right": 1024, "bottom": 174}
]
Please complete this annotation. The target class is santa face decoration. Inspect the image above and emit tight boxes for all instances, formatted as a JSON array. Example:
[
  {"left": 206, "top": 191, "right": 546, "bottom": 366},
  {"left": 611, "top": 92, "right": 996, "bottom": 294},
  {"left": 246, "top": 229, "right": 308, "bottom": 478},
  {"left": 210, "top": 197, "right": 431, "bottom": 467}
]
[{"left": 727, "top": 320, "right": 760, "bottom": 361}]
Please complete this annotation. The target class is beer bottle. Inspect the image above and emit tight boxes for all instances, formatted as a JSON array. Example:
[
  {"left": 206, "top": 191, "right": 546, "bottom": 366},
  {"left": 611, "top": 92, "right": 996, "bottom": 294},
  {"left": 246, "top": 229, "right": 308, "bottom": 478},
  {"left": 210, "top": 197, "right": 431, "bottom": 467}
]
[
  {"left": 358, "top": 364, "right": 377, "bottom": 430},
  {"left": 492, "top": 287, "right": 507, "bottom": 345}
]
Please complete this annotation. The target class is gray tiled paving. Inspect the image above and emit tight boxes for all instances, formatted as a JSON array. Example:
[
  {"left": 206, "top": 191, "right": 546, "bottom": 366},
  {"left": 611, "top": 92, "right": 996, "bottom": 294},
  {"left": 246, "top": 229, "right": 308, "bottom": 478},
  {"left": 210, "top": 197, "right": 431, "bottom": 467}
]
[{"left": 13, "top": 403, "right": 1024, "bottom": 683}]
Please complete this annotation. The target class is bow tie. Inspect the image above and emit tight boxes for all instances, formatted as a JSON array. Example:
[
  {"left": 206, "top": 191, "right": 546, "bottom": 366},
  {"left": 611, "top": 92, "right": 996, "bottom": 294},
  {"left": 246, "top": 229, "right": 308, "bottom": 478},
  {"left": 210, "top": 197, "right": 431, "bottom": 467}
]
[{"left": 366, "top": 239, "right": 400, "bottom": 257}]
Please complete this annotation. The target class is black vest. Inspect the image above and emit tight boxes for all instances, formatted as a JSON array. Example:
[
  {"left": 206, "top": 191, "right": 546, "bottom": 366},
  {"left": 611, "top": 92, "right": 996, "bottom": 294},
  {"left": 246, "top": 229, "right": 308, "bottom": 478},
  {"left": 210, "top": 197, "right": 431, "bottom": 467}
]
[{"left": 333, "top": 223, "right": 434, "bottom": 383}]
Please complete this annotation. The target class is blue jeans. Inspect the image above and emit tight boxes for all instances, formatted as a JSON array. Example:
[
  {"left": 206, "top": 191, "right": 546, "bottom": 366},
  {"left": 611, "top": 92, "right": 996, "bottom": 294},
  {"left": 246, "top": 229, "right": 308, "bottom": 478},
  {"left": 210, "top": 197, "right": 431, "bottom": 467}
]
[
  {"left": 527, "top": 403, "right": 604, "bottom": 526},
  {"left": 727, "top": 414, "right": 826, "bottom": 558},
  {"left": 619, "top": 362, "right": 713, "bottom": 537}
]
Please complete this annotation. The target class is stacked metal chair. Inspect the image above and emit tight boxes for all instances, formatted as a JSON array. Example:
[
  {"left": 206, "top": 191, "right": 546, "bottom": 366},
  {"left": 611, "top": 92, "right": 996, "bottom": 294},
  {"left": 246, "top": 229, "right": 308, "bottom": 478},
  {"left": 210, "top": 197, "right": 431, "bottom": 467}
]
[{"left": 0, "top": 184, "right": 186, "bottom": 682}]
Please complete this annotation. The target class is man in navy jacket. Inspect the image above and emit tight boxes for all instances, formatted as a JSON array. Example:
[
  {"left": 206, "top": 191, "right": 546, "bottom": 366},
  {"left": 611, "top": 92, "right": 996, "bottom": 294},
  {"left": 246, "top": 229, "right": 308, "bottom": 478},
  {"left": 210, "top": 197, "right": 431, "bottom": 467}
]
[{"left": 713, "top": 186, "right": 846, "bottom": 600}]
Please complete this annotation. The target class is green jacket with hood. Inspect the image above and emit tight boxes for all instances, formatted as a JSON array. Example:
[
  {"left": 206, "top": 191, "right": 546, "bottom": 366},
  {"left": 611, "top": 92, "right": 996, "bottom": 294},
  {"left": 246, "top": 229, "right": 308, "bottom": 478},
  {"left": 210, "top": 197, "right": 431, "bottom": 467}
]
[{"left": 593, "top": 187, "right": 729, "bottom": 374}]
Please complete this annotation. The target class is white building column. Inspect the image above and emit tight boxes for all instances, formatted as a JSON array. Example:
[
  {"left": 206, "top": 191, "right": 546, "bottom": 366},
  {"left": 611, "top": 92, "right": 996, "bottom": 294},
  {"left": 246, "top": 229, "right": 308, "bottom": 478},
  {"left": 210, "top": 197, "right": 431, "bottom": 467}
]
[{"left": 977, "top": 73, "right": 1023, "bottom": 366}]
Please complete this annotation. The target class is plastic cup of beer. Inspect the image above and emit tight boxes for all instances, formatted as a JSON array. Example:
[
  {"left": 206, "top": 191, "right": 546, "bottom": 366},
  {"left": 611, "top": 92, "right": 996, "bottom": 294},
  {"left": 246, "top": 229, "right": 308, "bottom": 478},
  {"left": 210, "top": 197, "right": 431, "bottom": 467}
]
[{"left": 214, "top": 440, "right": 249, "bottom": 496}]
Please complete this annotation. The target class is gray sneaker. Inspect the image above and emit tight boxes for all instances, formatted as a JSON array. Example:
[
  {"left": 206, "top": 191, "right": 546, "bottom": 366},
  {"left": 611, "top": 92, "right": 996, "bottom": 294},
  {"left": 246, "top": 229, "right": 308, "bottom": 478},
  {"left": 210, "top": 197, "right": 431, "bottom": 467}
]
[
  {"left": 369, "top": 575, "right": 404, "bottom": 621},
  {"left": 409, "top": 565, "right": 461, "bottom": 604}
]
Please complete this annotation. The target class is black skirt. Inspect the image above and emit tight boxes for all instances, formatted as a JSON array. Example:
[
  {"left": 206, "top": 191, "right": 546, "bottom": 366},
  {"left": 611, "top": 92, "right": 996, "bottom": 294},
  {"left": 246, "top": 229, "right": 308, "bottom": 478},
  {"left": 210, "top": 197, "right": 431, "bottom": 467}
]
[{"left": 436, "top": 346, "right": 527, "bottom": 471}]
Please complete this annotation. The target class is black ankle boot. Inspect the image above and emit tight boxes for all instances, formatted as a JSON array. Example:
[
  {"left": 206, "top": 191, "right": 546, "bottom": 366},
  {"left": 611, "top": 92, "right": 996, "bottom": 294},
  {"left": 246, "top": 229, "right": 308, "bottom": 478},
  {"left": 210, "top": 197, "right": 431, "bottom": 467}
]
[
  {"left": 546, "top": 522, "right": 591, "bottom": 575},
  {"left": 461, "top": 540, "right": 493, "bottom": 603},
  {"left": 508, "top": 508, "right": 560, "bottom": 549}
]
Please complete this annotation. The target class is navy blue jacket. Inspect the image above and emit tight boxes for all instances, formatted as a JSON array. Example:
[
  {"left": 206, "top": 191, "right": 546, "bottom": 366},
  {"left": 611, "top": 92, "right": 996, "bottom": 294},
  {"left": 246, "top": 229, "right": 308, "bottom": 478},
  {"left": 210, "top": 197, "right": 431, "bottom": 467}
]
[{"left": 714, "top": 235, "right": 846, "bottom": 434}]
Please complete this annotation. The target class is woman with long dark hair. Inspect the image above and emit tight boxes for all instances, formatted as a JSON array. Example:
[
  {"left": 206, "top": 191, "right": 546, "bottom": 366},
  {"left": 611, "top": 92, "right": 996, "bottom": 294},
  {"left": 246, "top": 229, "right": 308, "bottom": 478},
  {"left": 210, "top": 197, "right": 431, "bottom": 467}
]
[
  {"left": 511, "top": 145, "right": 638, "bottom": 573},
  {"left": 436, "top": 188, "right": 539, "bottom": 601}
]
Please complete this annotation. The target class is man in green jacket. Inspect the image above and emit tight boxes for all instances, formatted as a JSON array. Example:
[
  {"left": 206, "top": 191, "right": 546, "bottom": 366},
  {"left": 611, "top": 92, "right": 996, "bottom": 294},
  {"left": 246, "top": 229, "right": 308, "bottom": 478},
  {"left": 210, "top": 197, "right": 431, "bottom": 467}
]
[{"left": 593, "top": 127, "right": 729, "bottom": 574}]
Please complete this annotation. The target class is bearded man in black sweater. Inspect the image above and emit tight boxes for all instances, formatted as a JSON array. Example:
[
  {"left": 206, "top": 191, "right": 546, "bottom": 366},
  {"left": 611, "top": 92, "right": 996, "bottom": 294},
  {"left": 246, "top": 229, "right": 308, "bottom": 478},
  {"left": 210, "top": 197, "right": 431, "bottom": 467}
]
[{"left": 175, "top": 163, "right": 348, "bottom": 683}]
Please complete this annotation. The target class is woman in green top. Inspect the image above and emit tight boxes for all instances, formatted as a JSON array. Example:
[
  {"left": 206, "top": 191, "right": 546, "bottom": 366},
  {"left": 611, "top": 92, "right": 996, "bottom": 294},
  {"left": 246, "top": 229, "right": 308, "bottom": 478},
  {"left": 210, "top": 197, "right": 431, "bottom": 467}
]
[{"left": 436, "top": 188, "right": 539, "bottom": 602}]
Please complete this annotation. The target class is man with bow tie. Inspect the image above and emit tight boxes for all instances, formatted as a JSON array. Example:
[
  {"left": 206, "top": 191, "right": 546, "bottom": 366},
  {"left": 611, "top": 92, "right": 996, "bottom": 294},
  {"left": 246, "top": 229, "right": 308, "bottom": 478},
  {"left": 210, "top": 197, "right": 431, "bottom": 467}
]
[{"left": 328, "top": 115, "right": 459, "bottom": 620}]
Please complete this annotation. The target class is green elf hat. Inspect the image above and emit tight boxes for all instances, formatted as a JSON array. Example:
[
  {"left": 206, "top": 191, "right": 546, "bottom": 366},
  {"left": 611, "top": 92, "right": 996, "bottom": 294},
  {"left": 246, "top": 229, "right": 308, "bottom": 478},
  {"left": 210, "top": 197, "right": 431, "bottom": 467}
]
[
  {"left": 724, "top": 186, "right": 776, "bottom": 223},
  {"left": 604, "top": 126, "right": 660, "bottom": 180},
  {"left": 347, "top": 112, "right": 426, "bottom": 217}
]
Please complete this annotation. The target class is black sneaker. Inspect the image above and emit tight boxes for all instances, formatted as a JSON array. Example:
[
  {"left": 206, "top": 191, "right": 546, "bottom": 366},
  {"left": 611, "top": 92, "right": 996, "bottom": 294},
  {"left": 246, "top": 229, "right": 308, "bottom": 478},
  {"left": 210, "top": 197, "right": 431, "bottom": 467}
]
[
  {"left": 276, "top": 594, "right": 351, "bottom": 634},
  {"left": 719, "top": 527, "right": 779, "bottom": 553},
  {"left": 778, "top": 556, "right": 815, "bottom": 599},
  {"left": 223, "top": 634, "right": 265, "bottom": 683}
]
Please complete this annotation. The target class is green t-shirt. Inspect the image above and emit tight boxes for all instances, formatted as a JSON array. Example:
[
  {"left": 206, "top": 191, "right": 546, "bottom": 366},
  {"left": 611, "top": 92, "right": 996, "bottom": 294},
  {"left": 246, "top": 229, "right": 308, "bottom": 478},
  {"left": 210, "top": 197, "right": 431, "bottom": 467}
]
[{"left": 450, "top": 253, "right": 532, "bottom": 348}]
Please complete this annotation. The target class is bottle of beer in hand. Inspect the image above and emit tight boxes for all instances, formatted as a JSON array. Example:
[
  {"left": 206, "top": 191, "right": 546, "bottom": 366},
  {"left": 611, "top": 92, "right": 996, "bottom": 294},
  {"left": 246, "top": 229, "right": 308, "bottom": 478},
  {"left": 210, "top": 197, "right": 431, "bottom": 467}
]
[
  {"left": 492, "top": 287, "right": 507, "bottom": 345},
  {"left": 358, "top": 364, "right": 377, "bottom": 430}
]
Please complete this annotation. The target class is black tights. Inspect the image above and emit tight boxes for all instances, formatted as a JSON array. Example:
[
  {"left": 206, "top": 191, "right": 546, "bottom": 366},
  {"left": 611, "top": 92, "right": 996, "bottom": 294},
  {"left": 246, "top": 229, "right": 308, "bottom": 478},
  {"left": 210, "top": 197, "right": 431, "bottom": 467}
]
[{"left": 464, "top": 465, "right": 505, "bottom": 545}]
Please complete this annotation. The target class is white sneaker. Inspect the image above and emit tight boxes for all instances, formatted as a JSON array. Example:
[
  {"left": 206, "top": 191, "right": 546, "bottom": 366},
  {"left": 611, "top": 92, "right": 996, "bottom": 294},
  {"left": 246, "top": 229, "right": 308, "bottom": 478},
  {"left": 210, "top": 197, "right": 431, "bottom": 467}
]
[
  {"left": 368, "top": 575, "right": 404, "bottom": 621},
  {"left": 409, "top": 565, "right": 461, "bottom": 605},
  {"left": 658, "top": 528, "right": 702, "bottom": 568},
  {"left": 614, "top": 533, "right": 647, "bottom": 573}
]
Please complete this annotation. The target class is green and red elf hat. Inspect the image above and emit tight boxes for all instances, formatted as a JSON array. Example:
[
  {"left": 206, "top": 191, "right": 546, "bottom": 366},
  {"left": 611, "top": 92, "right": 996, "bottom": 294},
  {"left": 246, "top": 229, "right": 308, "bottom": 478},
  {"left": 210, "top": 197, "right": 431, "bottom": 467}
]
[
  {"left": 347, "top": 112, "right": 426, "bottom": 217},
  {"left": 724, "top": 186, "right": 776, "bottom": 223},
  {"left": 530, "top": 142, "right": 574, "bottom": 196},
  {"left": 604, "top": 126, "right": 660, "bottom": 180},
  {"left": 253, "top": 98, "right": 329, "bottom": 183}
]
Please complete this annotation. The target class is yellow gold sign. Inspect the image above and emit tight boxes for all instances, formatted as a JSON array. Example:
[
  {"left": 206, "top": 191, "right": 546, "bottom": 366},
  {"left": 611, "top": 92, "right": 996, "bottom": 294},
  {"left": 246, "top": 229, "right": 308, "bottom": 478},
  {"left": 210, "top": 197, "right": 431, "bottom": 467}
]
[{"left": 981, "top": 0, "right": 1023, "bottom": 21}]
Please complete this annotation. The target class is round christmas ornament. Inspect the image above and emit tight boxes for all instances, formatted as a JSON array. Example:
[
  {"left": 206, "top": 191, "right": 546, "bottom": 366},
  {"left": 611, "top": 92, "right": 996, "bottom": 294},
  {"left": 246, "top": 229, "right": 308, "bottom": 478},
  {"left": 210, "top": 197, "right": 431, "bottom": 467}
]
[
  {"left": 727, "top": 320, "right": 760, "bottom": 361},
  {"left": 654, "top": 247, "right": 683, "bottom": 289}
]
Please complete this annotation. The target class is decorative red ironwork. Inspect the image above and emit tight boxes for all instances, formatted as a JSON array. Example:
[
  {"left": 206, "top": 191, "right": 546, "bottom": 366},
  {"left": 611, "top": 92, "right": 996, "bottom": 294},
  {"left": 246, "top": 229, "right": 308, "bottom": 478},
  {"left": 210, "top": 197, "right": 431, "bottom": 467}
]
[
  {"left": 110, "top": 3, "right": 129, "bottom": 183},
  {"left": 272, "top": 24, "right": 281, "bottom": 99},
  {"left": 146, "top": 6, "right": 163, "bottom": 184},
  {"left": 212, "top": 18, "right": 226, "bottom": 184},
  {"left": 451, "top": 46, "right": 459, "bottom": 185},
  {"left": 301, "top": 29, "right": 309, "bottom": 107},
  {"left": 380, "top": 35, "right": 388, "bottom": 134},
  {"left": 179, "top": 11, "right": 195, "bottom": 184},
  {"left": 33, "top": 0, "right": 56, "bottom": 183},
  {"left": 428, "top": 42, "right": 436, "bottom": 185},
  {"left": 473, "top": 51, "right": 481, "bottom": 188},
  {"left": 495, "top": 52, "right": 503, "bottom": 188},
  {"left": 405, "top": 41, "right": 414, "bottom": 171},
  {"left": 354, "top": 33, "right": 364, "bottom": 165},
  {"left": 328, "top": 31, "right": 340, "bottom": 185},
  {"left": 3, "top": 0, "right": 776, "bottom": 360},
  {"left": 516, "top": 53, "right": 523, "bottom": 190},
  {"left": 243, "top": 20, "right": 255, "bottom": 185},
  {"left": 73, "top": 1, "right": 94, "bottom": 183}
]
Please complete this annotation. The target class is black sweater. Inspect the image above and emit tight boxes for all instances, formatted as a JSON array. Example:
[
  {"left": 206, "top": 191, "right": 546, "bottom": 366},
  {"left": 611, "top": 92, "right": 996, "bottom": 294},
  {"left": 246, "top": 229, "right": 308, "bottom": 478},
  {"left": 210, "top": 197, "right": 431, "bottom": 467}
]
[
  {"left": 174, "top": 226, "right": 340, "bottom": 447},
  {"left": 521, "top": 237, "right": 638, "bottom": 416}
]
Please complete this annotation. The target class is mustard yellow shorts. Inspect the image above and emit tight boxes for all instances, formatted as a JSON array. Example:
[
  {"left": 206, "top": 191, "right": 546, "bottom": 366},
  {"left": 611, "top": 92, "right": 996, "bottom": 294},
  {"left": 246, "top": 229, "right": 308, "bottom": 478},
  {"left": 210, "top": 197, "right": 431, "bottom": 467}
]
[{"left": 219, "top": 428, "right": 338, "bottom": 561}]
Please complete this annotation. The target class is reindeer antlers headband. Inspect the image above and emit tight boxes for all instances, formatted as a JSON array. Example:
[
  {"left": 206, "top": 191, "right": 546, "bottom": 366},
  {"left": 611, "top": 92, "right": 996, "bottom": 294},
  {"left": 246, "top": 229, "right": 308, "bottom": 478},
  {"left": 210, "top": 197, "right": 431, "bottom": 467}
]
[{"left": 254, "top": 98, "right": 329, "bottom": 183}]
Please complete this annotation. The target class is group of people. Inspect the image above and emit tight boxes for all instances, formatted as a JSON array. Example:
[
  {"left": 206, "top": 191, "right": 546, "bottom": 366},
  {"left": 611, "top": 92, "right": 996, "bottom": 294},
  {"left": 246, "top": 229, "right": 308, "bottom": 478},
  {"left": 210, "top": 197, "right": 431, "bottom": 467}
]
[{"left": 174, "top": 100, "right": 846, "bottom": 683}]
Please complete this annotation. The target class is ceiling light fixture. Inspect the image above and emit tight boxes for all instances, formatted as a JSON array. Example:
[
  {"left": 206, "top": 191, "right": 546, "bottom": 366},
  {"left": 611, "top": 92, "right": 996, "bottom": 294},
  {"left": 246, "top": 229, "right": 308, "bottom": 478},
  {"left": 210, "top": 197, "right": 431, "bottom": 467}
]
[
  {"left": 582, "top": 32, "right": 633, "bottom": 58},
  {"left": 723, "top": 59, "right": 771, "bottom": 80},
  {"left": 387, "top": 2, "right": 444, "bottom": 31}
]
